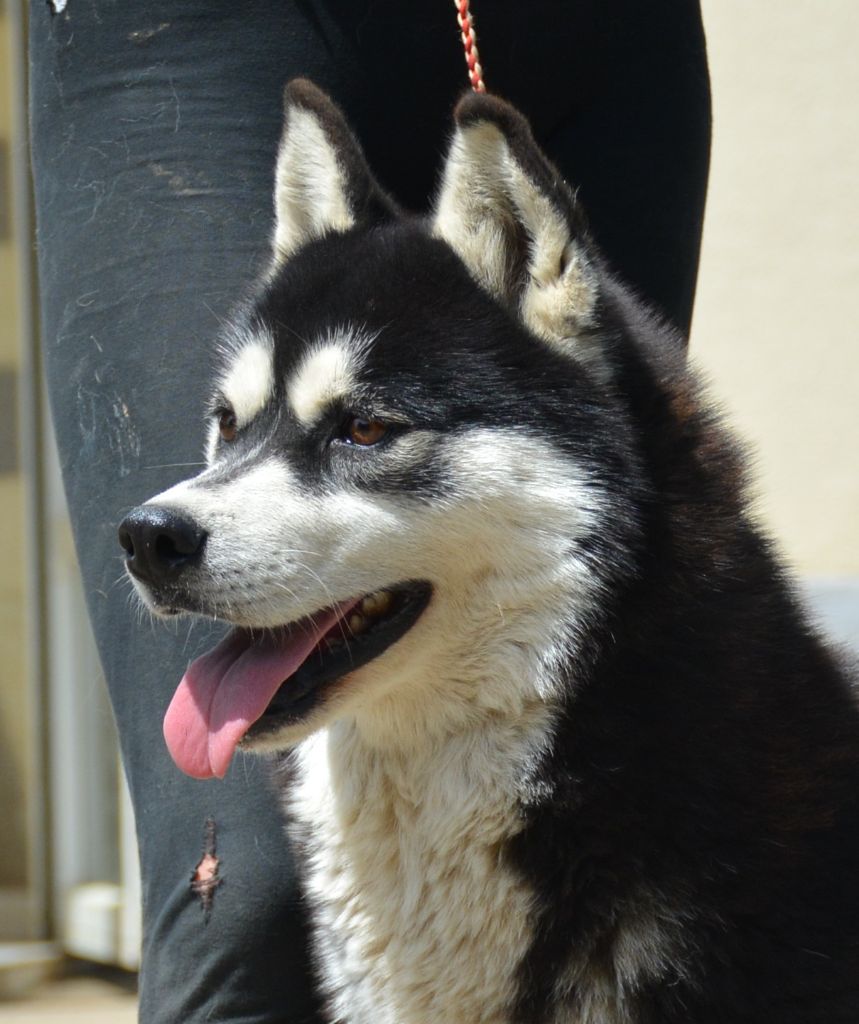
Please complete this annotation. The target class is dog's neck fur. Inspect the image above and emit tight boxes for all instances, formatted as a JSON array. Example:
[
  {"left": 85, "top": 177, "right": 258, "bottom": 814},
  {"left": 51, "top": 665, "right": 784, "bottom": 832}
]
[{"left": 289, "top": 668, "right": 555, "bottom": 1024}]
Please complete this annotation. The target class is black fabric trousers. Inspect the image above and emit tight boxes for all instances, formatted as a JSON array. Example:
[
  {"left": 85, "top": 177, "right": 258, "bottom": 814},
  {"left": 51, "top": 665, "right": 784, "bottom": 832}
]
[{"left": 28, "top": 3, "right": 710, "bottom": 1020}]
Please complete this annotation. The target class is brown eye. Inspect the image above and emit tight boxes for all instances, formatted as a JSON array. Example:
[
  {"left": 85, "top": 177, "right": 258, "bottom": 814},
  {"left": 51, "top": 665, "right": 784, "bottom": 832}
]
[
  {"left": 218, "top": 409, "right": 237, "bottom": 442},
  {"left": 345, "top": 416, "right": 387, "bottom": 446}
]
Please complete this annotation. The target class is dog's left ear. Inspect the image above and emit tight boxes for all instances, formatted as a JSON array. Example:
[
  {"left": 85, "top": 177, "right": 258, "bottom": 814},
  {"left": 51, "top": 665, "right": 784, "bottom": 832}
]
[
  {"left": 272, "top": 79, "right": 399, "bottom": 262},
  {"left": 433, "top": 94, "right": 600, "bottom": 354}
]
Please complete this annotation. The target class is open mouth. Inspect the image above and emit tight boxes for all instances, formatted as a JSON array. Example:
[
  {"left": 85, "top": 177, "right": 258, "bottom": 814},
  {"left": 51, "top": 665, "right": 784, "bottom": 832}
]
[
  {"left": 162, "top": 581, "right": 432, "bottom": 779},
  {"left": 256, "top": 582, "right": 432, "bottom": 726}
]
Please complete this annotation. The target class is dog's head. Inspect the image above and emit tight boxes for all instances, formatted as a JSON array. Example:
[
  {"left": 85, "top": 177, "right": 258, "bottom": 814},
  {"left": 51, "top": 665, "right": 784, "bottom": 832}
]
[{"left": 119, "top": 81, "right": 649, "bottom": 778}]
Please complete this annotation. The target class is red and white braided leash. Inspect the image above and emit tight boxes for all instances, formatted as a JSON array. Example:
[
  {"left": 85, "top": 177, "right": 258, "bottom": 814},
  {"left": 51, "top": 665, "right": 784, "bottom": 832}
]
[{"left": 454, "top": 0, "right": 486, "bottom": 92}]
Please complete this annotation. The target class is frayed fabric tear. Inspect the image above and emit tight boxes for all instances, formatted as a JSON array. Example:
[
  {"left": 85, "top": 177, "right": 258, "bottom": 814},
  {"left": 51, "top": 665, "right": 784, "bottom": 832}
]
[{"left": 191, "top": 817, "right": 221, "bottom": 916}]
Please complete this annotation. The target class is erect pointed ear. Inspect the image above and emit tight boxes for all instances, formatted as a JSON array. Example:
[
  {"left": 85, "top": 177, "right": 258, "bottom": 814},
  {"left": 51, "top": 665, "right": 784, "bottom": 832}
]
[
  {"left": 272, "top": 79, "right": 399, "bottom": 263},
  {"left": 433, "top": 94, "right": 600, "bottom": 355}
]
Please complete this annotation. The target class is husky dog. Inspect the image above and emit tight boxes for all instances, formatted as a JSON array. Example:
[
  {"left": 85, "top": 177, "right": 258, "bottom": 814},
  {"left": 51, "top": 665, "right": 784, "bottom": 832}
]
[{"left": 119, "top": 81, "right": 859, "bottom": 1023}]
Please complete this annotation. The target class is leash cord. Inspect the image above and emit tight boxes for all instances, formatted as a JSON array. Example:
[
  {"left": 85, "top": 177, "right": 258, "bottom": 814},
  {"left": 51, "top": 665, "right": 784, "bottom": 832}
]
[{"left": 454, "top": 0, "right": 486, "bottom": 92}]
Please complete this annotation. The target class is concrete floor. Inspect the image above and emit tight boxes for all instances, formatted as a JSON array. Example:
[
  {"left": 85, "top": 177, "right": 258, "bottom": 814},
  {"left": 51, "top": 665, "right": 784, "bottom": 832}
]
[{"left": 0, "top": 976, "right": 137, "bottom": 1024}]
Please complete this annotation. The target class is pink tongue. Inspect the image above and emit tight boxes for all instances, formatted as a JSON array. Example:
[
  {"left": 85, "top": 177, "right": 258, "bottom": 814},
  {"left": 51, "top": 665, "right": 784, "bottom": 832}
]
[{"left": 163, "top": 603, "right": 354, "bottom": 779}]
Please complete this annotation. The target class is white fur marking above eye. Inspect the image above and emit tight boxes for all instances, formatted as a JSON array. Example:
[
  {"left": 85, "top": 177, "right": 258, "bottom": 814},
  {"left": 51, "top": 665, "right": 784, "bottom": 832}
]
[
  {"left": 220, "top": 339, "right": 275, "bottom": 428},
  {"left": 274, "top": 107, "right": 355, "bottom": 260},
  {"left": 288, "top": 335, "right": 365, "bottom": 427}
]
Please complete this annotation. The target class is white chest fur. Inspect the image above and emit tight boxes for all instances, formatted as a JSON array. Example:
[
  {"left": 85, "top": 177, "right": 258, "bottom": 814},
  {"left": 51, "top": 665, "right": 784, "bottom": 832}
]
[{"left": 288, "top": 715, "right": 552, "bottom": 1024}]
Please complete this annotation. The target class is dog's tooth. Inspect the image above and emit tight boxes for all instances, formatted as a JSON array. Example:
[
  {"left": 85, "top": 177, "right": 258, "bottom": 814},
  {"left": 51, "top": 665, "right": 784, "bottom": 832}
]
[
  {"left": 349, "top": 613, "right": 367, "bottom": 635},
  {"left": 362, "top": 591, "right": 392, "bottom": 617}
]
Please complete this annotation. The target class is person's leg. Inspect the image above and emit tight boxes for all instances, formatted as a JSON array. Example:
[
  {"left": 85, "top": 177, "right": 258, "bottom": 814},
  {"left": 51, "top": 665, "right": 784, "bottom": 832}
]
[
  {"left": 29, "top": 3, "right": 708, "bottom": 1021},
  {"left": 29, "top": 6, "right": 336, "bottom": 1020}
]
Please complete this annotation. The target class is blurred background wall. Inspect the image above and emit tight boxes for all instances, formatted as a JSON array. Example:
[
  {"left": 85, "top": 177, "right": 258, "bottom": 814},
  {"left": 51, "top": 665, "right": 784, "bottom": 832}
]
[
  {"left": 694, "top": 0, "right": 859, "bottom": 577},
  {"left": 0, "top": 0, "right": 41, "bottom": 937}
]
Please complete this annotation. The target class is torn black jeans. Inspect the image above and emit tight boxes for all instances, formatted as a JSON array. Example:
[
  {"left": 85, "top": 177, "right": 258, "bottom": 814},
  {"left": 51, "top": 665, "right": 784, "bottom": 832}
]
[{"left": 28, "top": 2, "right": 709, "bottom": 1020}]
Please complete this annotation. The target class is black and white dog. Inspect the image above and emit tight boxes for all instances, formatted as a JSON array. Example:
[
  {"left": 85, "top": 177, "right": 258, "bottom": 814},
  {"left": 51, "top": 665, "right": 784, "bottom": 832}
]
[{"left": 120, "top": 81, "right": 859, "bottom": 1022}]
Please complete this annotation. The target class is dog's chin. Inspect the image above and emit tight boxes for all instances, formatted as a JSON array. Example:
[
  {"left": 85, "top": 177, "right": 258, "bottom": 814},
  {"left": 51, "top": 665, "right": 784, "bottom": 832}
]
[{"left": 239, "top": 703, "right": 335, "bottom": 754}]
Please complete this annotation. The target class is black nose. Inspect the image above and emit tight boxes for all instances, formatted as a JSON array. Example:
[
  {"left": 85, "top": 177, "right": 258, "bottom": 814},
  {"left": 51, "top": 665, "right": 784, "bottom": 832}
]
[{"left": 118, "top": 506, "right": 207, "bottom": 586}]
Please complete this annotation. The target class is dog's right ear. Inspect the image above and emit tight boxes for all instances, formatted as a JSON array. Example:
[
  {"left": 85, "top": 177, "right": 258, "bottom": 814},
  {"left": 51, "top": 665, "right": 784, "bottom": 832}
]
[
  {"left": 272, "top": 80, "right": 399, "bottom": 263},
  {"left": 432, "top": 94, "right": 601, "bottom": 360}
]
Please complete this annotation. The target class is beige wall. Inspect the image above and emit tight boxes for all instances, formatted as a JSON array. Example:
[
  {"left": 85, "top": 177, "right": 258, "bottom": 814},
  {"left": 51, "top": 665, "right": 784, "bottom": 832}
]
[
  {"left": 694, "top": 2, "right": 859, "bottom": 575},
  {"left": 0, "top": 8, "right": 31, "bottom": 891}
]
